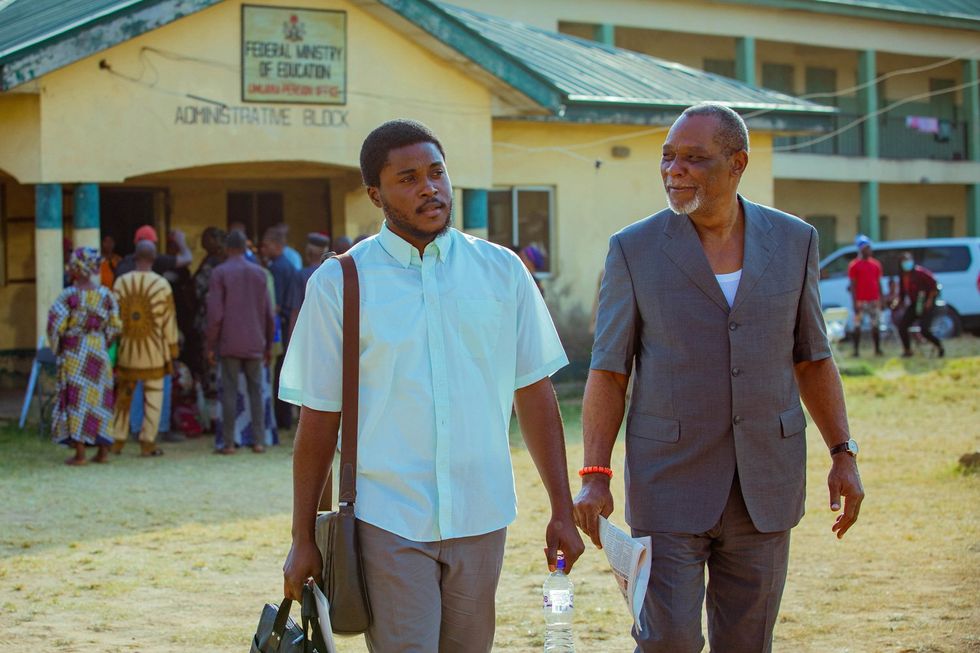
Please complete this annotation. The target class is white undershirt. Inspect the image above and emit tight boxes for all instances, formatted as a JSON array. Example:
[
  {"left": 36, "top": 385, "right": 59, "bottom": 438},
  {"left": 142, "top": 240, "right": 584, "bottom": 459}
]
[{"left": 715, "top": 269, "right": 742, "bottom": 307}]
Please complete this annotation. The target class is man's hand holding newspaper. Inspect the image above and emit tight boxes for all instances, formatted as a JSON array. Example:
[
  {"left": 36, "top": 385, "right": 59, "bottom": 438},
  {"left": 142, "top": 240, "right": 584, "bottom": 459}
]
[{"left": 597, "top": 516, "right": 652, "bottom": 629}]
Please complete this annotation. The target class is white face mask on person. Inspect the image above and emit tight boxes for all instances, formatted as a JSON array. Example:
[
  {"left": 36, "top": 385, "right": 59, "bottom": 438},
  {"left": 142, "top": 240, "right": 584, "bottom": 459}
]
[{"left": 901, "top": 260, "right": 914, "bottom": 272}]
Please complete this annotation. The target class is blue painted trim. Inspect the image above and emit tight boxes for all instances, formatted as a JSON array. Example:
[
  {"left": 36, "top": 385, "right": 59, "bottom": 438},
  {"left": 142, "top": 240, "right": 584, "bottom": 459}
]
[
  {"left": 462, "top": 189, "right": 488, "bottom": 230},
  {"left": 35, "top": 184, "right": 62, "bottom": 229},
  {"left": 73, "top": 184, "right": 99, "bottom": 230},
  {"left": 0, "top": 0, "right": 223, "bottom": 90}
]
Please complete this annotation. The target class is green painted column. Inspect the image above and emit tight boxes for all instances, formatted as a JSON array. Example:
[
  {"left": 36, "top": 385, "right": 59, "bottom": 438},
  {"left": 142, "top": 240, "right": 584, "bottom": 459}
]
[
  {"left": 735, "top": 37, "right": 756, "bottom": 86},
  {"left": 593, "top": 24, "right": 615, "bottom": 46},
  {"left": 858, "top": 50, "right": 879, "bottom": 158},
  {"left": 35, "top": 184, "right": 64, "bottom": 346},
  {"left": 73, "top": 183, "right": 100, "bottom": 249},
  {"left": 969, "top": 186, "right": 980, "bottom": 238},
  {"left": 964, "top": 60, "right": 980, "bottom": 236},
  {"left": 858, "top": 50, "right": 880, "bottom": 241},
  {"left": 860, "top": 181, "right": 881, "bottom": 241},
  {"left": 462, "top": 189, "right": 488, "bottom": 240}
]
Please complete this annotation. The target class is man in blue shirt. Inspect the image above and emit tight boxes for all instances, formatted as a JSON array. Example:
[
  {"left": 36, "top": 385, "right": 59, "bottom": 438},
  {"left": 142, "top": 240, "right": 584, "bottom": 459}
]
[{"left": 281, "top": 120, "right": 584, "bottom": 651}]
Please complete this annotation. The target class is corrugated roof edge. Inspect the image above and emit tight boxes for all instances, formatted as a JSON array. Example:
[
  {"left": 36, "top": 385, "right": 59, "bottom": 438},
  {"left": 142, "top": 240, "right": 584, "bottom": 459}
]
[
  {"left": 713, "top": 0, "right": 980, "bottom": 31},
  {"left": 0, "top": 0, "right": 222, "bottom": 90},
  {"left": 0, "top": 0, "right": 144, "bottom": 61}
]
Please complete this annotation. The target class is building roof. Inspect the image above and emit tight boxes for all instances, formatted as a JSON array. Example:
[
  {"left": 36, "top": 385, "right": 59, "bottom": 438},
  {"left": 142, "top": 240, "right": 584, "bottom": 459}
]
[
  {"left": 0, "top": 0, "right": 221, "bottom": 89},
  {"left": 718, "top": 0, "right": 980, "bottom": 30},
  {"left": 434, "top": 1, "right": 833, "bottom": 126},
  {"left": 0, "top": 0, "right": 139, "bottom": 61}
]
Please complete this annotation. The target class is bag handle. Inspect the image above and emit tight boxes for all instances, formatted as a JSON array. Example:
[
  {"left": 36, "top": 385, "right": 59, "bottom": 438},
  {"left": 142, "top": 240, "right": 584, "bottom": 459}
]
[
  {"left": 336, "top": 253, "right": 359, "bottom": 510},
  {"left": 267, "top": 598, "right": 293, "bottom": 651}
]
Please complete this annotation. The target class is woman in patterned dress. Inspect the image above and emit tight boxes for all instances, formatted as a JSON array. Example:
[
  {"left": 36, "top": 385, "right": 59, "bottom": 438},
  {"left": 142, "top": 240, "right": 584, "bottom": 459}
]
[{"left": 47, "top": 247, "right": 122, "bottom": 465}]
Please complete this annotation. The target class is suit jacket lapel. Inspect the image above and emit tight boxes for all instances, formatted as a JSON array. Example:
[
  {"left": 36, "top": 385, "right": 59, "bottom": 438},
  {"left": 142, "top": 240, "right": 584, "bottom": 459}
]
[
  {"left": 661, "top": 212, "right": 731, "bottom": 314},
  {"left": 731, "top": 196, "right": 777, "bottom": 313}
]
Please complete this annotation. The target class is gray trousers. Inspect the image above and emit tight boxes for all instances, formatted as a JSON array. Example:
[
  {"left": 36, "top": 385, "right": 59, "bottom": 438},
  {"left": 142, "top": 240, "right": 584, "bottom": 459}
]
[
  {"left": 632, "top": 477, "right": 791, "bottom": 653},
  {"left": 358, "top": 520, "right": 506, "bottom": 653},
  {"left": 219, "top": 357, "right": 264, "bottom": 447}
]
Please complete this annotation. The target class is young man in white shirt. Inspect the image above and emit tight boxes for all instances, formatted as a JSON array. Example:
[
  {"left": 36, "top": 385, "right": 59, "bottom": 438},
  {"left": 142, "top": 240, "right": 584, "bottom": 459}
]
[{"left": 280, "top": 119, "right": 584, "bottom": 651}]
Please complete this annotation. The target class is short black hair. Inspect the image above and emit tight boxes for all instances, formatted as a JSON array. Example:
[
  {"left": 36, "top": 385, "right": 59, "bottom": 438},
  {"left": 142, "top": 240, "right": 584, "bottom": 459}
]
[
  {"left": 225, "top": 230, "right": 247, "bottom": 250},
  {"left": 359, "top": 119, "right": 446, "bottom": 187},
  {"left": 681, "top": 103, "right": 750, "bottom": 154}
]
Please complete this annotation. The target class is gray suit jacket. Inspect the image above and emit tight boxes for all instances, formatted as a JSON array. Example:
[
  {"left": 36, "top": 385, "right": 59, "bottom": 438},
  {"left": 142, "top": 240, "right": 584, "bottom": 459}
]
[{"left": 591, "top": 196, "right": 831, "bottom": 534}]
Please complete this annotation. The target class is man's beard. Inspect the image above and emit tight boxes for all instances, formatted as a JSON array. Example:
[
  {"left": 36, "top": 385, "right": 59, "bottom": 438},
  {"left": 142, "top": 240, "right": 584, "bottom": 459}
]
[
  {"left": 667, "top": 189, "right": 703, "bottom": 215},
  {"left": 383, "top": 199, "right": 454, "bottom": 241}
]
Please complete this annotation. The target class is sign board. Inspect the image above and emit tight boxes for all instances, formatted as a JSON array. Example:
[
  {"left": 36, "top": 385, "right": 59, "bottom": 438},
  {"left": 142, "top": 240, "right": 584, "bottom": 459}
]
[{"left": 242, "top": 5, "right": 347, "bottom": 105}]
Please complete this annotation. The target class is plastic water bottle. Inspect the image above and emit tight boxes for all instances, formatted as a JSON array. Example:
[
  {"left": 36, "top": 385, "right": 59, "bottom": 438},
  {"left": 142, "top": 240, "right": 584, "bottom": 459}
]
[{"left": 542, "top": 554, "right": 575, "bottom": 652}]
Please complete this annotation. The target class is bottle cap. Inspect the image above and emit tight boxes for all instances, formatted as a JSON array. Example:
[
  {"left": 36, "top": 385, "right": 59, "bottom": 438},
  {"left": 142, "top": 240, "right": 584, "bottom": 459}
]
[{"left": 556, "top": 552, "right": 565, "bottom": 571}]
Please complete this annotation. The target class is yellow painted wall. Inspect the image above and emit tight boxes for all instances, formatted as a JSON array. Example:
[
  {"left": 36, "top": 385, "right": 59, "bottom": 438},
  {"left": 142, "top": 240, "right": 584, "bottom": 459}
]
[
  {"left": 881, "top": 184, "right": 967, "bottom": 239},
  {"left": 774, "top": 180, "right": 860, "bottom": 246},
  {"left": 0, "top": 95, "right": 40, "bottom": 183},
  {"left": 21, "top": 0, "right": 494, "bottom": 187},
  {"left": 774, "top": 180, "right": 968, "bottom": 244},
  {"left": 492, "top": 120, "right": 774, "bottom": 357}
]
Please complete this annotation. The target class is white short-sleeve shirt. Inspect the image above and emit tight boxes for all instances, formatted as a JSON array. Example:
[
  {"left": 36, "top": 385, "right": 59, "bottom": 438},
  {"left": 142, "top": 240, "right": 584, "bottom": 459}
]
[{"left": 279, "top": 224, "right": 568, "bottom": 542}]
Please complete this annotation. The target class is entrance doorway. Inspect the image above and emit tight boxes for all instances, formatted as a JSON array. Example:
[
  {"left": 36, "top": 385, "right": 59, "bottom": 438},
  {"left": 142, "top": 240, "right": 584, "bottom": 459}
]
[
  {"left": 227, "top": 191, "right": 284, "bottom": 244},
  {"left": 100, "top": 188, "right": 164, "bottom": 256}
]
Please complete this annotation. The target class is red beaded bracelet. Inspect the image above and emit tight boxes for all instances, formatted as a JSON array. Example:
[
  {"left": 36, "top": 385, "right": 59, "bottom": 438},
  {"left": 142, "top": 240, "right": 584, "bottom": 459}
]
[{"left": 578, "top": 465, "right": 614, "bottom": 478}]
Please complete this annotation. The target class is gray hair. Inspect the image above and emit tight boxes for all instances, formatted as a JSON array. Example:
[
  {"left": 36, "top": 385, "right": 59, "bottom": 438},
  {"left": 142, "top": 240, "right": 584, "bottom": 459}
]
[{"left": 680, "top": 103, "right": 750, "bottom": 154}]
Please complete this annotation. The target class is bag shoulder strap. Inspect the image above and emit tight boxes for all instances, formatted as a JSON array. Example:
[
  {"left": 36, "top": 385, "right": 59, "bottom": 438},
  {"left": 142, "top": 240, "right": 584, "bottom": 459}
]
[{"left": 336, "top": 253, "right": 359, "bottom": 509}]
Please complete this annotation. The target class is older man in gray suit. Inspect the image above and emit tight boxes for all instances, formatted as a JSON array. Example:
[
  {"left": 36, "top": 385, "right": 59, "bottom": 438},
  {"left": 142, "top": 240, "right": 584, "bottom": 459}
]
[{"left": 573, "top": 103, "right": 864, "bottom": 652}]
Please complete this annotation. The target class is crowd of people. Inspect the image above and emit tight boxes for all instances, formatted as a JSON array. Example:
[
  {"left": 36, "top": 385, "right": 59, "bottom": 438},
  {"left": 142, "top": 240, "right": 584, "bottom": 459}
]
[{"left": 47, "top": 221, "right": 347, "bottom": 464}]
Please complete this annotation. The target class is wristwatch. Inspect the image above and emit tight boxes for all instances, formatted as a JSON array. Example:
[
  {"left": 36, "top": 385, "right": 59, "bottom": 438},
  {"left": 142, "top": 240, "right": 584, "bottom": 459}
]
[{"left": 829, "top": 439, "right": 859, "bottom": 458}]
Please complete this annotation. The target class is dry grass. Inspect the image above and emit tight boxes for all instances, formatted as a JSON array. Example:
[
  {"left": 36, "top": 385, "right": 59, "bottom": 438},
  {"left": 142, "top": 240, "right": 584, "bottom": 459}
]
[{"left": 0, "top": 337, "right": 978, "bottom": 652}]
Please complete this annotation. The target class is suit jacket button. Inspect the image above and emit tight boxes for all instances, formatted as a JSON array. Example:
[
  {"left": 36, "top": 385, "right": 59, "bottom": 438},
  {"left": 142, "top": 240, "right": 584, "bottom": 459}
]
[
  {"left": 733, "top": 415, "right": 743, "bottom": 425},
  {"left": 731, "top": 367, "right": 741, "bottom": 377},
  {"left": 729, "top": 322, "right": 739, "bottom": 331}
]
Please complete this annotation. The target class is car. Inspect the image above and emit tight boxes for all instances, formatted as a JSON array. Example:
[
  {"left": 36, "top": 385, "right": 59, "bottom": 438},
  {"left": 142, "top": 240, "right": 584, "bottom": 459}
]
[{"left": 819, "top": 237, "right": 980, "bottom": 340}]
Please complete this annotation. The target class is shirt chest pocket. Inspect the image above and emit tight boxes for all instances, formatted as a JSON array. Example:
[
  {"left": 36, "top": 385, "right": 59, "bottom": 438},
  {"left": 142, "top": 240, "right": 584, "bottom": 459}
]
[{"left": 456, "top": 299, "right": 503, "bottom": 359}]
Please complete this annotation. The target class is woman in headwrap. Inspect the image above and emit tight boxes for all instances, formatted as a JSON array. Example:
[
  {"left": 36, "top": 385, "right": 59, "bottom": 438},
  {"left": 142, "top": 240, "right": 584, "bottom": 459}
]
[{"left": 47, "top": 247, "right": 122, "bottom": 465}]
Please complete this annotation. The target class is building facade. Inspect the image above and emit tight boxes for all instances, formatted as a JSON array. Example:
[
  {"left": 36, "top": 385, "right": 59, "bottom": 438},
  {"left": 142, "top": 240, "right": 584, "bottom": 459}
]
[
  {"left": 448, "top": 0, "right": 980, "bottom": 260},
  {"left": 0, "top": 0, "right": 831, "bottom": 363}
]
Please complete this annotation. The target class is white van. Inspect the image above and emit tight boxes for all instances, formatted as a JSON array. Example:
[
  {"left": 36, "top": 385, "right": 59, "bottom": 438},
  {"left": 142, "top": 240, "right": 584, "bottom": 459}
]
[{"left": 819, "top": 237, "right": 980, "bottom": 340}]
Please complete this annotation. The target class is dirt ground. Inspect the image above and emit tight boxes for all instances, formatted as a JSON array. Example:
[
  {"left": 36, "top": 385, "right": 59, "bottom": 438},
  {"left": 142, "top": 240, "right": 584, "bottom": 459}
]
[{"left": 1, "top": 341, "right": 978, "bottom": 652}]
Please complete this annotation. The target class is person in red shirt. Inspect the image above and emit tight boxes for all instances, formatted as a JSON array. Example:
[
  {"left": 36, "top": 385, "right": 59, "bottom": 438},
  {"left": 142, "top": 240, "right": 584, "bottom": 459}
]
[
  {"left": 847, "top": 235, "right": 884, "bottom": 356},
  {"left": 892, "top": 251, "right": 944, "bottom": 358}
]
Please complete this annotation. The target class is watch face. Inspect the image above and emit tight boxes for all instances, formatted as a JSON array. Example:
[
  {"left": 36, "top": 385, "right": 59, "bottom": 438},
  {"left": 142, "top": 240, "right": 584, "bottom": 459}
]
[{"left": 846, "top": 440, "right": 859, "bottom": 455}]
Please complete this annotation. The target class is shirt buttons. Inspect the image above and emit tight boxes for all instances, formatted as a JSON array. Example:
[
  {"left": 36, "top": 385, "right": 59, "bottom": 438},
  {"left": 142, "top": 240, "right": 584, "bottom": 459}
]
[
  {"left": 729, "top": 322, "right": 739, "bottom": 331},
  {"left": 733, "top": 415, "right": 743, "bottom": 425},
  {"left": 731, "top": 367, "right": 741, "bottom": 377}
]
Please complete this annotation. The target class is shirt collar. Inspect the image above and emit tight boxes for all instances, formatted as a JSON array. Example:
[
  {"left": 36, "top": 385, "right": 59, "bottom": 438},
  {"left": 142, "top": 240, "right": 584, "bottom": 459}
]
[{"left": 378, "top": 222, "right": 454, "bottom": 268}]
